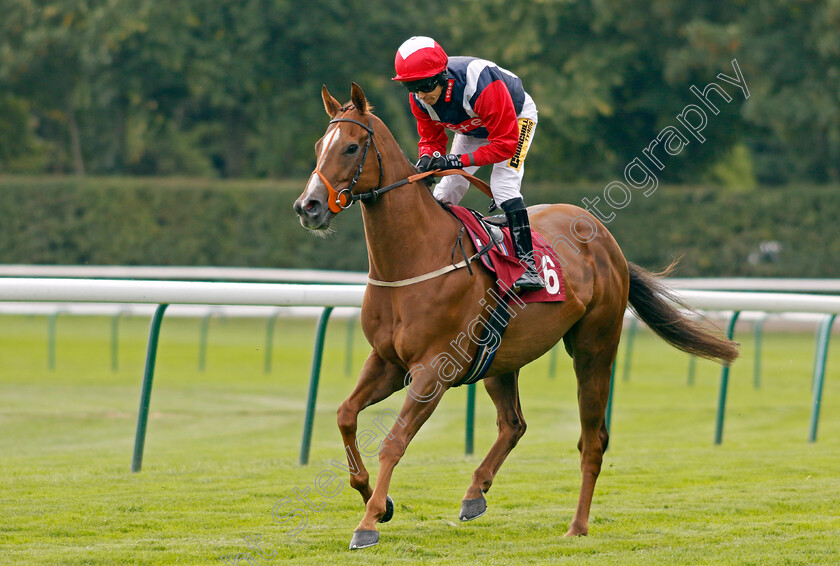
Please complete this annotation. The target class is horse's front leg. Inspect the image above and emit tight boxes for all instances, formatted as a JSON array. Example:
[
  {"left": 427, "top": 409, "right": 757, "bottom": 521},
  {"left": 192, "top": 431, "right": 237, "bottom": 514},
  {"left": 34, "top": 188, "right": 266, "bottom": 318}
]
[
  {"left": 460, "top": 371, "right": 526, "bottom": 521},
  {"left": 337, "top": 351, "right": 406, "bottom": 510},
  {"left": 349, "top": 363, "right": 447, "bottom": 549}
]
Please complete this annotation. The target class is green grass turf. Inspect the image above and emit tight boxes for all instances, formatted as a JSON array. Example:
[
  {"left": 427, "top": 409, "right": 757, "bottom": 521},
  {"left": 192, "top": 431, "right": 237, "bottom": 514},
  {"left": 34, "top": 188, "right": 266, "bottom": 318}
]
[{"left": 1, "top": 313, "right": 838, "bottom": 565}]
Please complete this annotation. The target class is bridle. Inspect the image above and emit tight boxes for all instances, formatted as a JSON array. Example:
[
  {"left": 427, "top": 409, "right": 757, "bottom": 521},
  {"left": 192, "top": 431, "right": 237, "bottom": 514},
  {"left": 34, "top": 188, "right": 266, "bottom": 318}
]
[
  {"left": 309, "top": 104, "right": 497, "bottom": 288},
  {"left": 312, "top": 106, "right": 384, "bottom": 213},
  {"left": 312, "top": 105, "right": 492, "bottom": 214}
]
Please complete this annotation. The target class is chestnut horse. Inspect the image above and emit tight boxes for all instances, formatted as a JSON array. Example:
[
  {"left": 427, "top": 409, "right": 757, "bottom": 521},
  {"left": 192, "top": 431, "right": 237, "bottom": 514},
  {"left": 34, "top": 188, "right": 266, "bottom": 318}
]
[{"left": 293, "top": 83, "right": 738, "bottom": 550}]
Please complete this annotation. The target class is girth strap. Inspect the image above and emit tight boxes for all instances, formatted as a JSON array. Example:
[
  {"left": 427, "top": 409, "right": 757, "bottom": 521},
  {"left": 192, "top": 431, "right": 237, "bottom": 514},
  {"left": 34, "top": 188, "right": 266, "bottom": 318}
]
[
  {"left": 367, "top": 228, "right": 495, "bottom": 288},
  {"left": 455, "top": 293, "right": 513, "bottom": 387},
  {"left": 367, "top": 256, "right": 479, "bottom": 287}
]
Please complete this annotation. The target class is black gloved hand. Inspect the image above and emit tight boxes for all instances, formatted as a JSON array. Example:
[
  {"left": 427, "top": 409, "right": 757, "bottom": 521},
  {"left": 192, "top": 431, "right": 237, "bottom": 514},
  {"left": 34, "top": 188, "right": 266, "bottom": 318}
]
[
  {"left": 430, "top": 153, "right": 463, "bottom": 170},
  {"left": 415, "top": 154, "right": 433, "bottom": 172}
]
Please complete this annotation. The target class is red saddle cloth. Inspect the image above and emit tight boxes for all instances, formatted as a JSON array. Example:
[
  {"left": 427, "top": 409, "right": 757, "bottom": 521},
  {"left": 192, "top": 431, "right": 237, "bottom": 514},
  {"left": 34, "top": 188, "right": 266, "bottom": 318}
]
[{"left": 448, "top": 205, "right": 565, "bottom": 304}]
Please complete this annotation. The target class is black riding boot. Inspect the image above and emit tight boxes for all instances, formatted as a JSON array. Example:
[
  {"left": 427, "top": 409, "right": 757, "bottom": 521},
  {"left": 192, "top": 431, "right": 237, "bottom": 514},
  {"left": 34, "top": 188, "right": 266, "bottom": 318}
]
[{"left": 501, "top": 197, "right": 545, "bottom": 292}]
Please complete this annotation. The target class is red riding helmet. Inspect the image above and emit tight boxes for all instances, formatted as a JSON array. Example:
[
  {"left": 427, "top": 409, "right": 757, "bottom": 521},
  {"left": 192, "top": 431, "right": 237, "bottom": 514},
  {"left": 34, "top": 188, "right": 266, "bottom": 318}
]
[{"left": 392, "top": 36, "right": 448, "bottom": 81}]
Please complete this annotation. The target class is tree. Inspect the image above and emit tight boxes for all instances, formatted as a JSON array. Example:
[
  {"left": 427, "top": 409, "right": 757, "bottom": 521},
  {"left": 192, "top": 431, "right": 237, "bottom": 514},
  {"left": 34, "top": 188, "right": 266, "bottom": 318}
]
[{"left": 1, "top": 0, "right": 837, "bottom": 183}]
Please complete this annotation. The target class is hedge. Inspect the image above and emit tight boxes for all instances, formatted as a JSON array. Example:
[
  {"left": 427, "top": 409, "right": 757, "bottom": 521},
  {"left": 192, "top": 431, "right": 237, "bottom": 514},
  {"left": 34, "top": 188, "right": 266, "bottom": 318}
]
[{"left": 1, "top": 176, "right": 838, "bottom": 277}]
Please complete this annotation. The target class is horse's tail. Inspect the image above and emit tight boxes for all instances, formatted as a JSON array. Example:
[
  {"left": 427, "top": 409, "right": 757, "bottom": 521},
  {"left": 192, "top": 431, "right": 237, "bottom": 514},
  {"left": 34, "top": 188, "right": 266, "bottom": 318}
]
[{"left": 627, "top": 262, "right": 740, "bottom": 366}]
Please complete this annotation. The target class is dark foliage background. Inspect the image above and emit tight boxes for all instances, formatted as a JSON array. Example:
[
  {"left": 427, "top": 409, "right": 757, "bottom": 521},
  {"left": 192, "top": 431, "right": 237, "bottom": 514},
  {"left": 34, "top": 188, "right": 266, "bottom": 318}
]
[
  {"left": 2, "top": 177, "right": 836, "bottom": 277},
  {"left": 2, "top": 0, "right": 838, "bottom": 185},
  {"left": 2, "top": 1, "right": 838, "bottom": 275}
]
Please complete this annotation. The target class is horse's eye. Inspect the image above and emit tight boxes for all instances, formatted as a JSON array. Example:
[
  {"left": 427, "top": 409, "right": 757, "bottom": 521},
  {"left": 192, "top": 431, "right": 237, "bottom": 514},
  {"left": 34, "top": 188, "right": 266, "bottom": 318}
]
[{"left": 346, "top": 144, "right": 359, "bottom": 155}]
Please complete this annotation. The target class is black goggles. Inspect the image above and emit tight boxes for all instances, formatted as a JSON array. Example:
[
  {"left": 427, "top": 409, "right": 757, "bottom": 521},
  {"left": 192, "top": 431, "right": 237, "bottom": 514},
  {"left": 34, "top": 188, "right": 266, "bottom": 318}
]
[{"left": 403, "top": 76, "right": 441, "bottom": 94}]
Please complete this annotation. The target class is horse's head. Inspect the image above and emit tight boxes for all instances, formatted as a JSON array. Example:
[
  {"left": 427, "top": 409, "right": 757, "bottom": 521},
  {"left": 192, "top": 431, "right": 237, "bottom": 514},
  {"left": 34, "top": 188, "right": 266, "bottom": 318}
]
[{"left": 294, "top": 83, "right": 382, "bottom": 231}]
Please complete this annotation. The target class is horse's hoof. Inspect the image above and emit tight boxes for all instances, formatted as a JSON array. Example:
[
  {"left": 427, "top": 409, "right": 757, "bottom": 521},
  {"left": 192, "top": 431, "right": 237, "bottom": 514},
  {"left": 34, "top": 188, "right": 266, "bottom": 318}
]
[
  {"left": 349, "top": 529, "right": 379, "bottom": 550},
  {"left": 459, "top": 497, "right": 487, "bottom": 521},
  {"left": 563, "top": 525, "right": 588, "bottom": 537},
  {"left": 379, "top": 495, "right": 394, "bottom": 523}
]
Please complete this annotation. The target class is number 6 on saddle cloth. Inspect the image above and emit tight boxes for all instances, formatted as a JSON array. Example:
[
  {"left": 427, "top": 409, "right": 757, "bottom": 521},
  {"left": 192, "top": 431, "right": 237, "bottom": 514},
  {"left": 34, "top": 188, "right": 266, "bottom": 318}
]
[{"left": 448, "top": 205, "right": 565, "bottom": 301}]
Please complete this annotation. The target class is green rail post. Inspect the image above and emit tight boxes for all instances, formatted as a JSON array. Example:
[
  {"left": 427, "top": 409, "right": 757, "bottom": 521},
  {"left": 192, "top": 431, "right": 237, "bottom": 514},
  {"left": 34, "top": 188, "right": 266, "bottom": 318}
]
[
  {"left": 808, "top": 313, "right": 836, "bottom": 443},
  {"left": 811, "top": 322, "right": 821, "bottom": 390},
  {"left": 465, "top": 382, "right": 476, "bottom": 455},
  {"left": 345, "top": 311, "right": 360, "bottom": 377},
  {"left": 300, "top": 307, "right": 334, "bottom": 466},
  {"left": 622, "top": 317, "right": 638, "bottom": 382},
  {"left": 605, "top": 360, "right": 617, "bottom": 444},
  {"left": 547, "top": 344, "right": 559, "bottom": 379},
  {"left": 198, "top": 309, "right": 216, "bottom": 372},
  {"left": 132, "top": 304, "right": 169, "bottom": 473},
  {"left": 47, "top": 310, "right": 64, "bottom": 370},
  {"left": 111, "top": 310, "right": 127, "bottom": 372},
  {"left": 264, "top": 310, "right": 281, "bottom": 374},
  {"left": 753, "top": 313, "right": 768, "bottom": 389},
  {"left": 687, "top": 356, "right": 697, "bottom": 386},
  {"left": 714, "top": 311, "right": 740, "bottom": 445}
]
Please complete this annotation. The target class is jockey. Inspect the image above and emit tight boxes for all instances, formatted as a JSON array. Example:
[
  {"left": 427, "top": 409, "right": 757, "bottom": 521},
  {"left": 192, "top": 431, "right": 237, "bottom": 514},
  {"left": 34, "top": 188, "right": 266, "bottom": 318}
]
[{"left": 392, "top": 36, "right": 544, "bottom": 292}]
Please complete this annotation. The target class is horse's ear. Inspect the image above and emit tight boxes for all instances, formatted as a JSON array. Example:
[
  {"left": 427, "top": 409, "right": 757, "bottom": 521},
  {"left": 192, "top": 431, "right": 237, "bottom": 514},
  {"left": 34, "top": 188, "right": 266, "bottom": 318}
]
[
  {"left": 350, "top": 82, "right": 368, "bottom": 115},
  {"left": 322, "top": 85, "right": 341, "bottom": 118}
]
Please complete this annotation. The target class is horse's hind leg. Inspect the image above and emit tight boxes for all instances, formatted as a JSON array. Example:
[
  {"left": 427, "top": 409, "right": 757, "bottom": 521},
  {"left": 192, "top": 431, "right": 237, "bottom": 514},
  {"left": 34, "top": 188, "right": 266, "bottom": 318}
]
[
  {"left": 562, "top": 315, "right": 621, "bottom": 537},
  {"left": 460, "top": 371, "right": 526, "bottom": 521},
  {"left": 337, "top": 350, "right": 406, "bottom": 512}
]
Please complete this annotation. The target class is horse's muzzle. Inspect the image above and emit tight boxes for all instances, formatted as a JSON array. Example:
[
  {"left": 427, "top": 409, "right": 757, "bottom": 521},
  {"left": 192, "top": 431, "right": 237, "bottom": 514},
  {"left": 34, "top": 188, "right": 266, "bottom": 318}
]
[{"left": 293, "top": 197, "right": 331, "bottom": 230}]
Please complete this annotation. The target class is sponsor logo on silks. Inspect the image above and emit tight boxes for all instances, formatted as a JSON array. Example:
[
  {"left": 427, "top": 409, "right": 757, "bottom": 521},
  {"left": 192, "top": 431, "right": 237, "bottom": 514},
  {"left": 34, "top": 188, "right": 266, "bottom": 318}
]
[
  {"left": 445, "top": 117, "right": 484, "bottom": 133},
  {"left": 445, "top": 79, "right": 454, "bottom": 102},
  {"left": 508, "top": 118, "right": 535, "bottom": 171}
]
